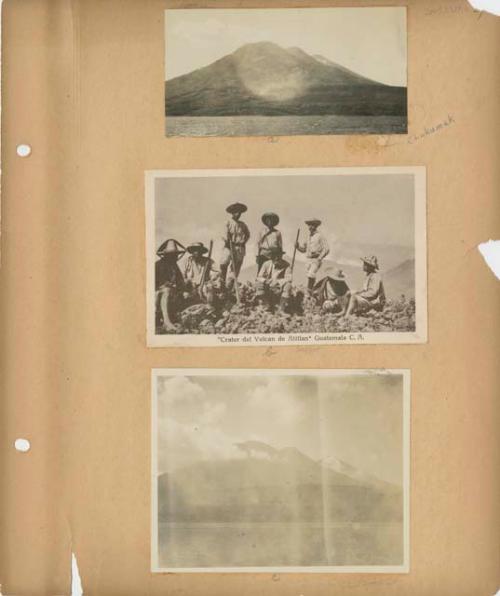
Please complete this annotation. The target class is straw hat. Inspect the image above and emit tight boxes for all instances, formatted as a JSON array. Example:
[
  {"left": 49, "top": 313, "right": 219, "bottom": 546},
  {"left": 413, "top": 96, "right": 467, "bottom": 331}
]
[
  {"left": 361, "top": 256, "right": 379, "bottom": 270},
  {"left": 330, "top": 269, "right": 347, "bottom": 282},
  {"left": 305, "top": 218, "right": 322, "bottom": 227},
  {"left": 261, "top": 212, "right": 280, "bottom": 226},
  {"left": 187, "top": 242, "right": 209, "bottom": 255},
  {"left": 156, "top": 238, "right": 185, "bottom": 259},
  {"left": 226, "top": 202, "right": 248, "bottom": 214}
]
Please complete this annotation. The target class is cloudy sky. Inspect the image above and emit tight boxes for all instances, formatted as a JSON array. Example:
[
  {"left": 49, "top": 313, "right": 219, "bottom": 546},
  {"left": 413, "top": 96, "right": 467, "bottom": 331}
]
[
  {"left": 155, "top": 372, "right": 405, "bottom": 486},
  {"left": 165, "top": 8, "right": 407, "bottom": 86},
  {"left": 154, "top": 172, "right": 415, "bottom": 273}
]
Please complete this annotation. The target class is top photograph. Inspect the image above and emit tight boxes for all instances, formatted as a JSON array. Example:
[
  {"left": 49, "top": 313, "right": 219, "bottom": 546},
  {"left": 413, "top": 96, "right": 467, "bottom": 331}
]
[{"left": 164, "top": 7, "right": 407, "bottom": 138}]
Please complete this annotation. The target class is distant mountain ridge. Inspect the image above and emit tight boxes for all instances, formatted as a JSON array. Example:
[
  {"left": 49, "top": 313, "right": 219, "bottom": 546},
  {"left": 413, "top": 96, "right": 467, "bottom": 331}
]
[
  {"left": 158, "top": 441, "right": 402, "bottom": 524},
  {"left": 384, "top": 259, "right": 415, "bottom": 298},
  {"left": 166, "top": 42, "right": 407, "bottom": 118}
]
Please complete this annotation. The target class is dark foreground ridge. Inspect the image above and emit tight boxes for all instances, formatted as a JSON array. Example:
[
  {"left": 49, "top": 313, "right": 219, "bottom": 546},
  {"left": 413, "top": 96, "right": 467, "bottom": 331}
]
[{"left": 157, "top": 282, "right": 416, "bottom": 336}]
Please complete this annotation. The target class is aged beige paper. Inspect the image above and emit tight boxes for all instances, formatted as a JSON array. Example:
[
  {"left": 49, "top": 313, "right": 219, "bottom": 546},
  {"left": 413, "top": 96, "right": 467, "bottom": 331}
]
[{"left": 1, "top": 0, "right": 499, "bottom": 594}]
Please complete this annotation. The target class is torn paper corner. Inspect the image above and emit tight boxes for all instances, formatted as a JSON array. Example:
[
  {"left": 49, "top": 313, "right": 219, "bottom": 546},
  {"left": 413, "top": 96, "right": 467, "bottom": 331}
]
[
  {"left": 467, "top": 0, "right": 500, "bottom": 16},
  {"left": 71, "top": 553, "right": 83, "bottom": 596},
  {"left": 478, "top": 240, "right": 500, "bottom": 280}
]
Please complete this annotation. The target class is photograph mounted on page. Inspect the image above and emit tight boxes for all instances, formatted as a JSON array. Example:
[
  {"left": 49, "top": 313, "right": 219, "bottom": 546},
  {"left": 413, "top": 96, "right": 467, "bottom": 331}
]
[
  {"left": 164, "top": 7, "right": 408, "bottom": 137},
  {"left": 145, "top": 167, "right": 427, "bottom": 347},
  {"left": 151, "top": 369, "right": 410, "bottom": 573}
]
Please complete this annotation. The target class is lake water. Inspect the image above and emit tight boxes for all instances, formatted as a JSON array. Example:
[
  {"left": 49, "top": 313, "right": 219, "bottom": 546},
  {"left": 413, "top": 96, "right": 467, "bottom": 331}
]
[
  {"left": 158, "top": 521, "right": 403, "bottom": 568},
  {"left": 166, "top": 115, "right": 407, "bottom": 137}
]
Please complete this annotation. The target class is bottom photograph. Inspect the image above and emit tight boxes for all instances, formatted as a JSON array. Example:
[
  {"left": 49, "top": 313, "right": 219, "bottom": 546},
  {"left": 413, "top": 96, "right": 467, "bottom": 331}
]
[{"left": 151, "top": 369, "right": 410, "bottom": 573}]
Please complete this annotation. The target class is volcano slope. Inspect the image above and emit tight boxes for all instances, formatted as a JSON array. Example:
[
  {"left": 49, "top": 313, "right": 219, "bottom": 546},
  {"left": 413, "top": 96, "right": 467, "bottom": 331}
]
[{"left": 165, "top": 42, "right": 407, "bottom": 121}]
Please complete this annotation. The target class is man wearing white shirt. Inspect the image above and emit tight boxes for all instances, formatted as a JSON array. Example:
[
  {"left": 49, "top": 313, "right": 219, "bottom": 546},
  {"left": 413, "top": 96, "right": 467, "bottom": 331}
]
[{"left": 295, "top": 218, "right": 330, "bottom": 292}]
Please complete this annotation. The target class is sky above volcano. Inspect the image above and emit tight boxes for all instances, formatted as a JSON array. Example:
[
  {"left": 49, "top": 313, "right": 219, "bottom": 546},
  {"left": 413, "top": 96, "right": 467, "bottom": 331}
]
[
  {"left": 155, "top": 371, "right": 407, "bottom": 486},
  {"left": 165, "top": 7, "right": 407, "bottom": 86}
]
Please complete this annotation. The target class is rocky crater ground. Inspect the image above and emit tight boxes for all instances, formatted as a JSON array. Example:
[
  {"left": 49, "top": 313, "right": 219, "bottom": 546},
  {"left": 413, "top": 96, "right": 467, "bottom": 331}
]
[{"left": 158, "top": 281, "right": 416, "bottom": 335}]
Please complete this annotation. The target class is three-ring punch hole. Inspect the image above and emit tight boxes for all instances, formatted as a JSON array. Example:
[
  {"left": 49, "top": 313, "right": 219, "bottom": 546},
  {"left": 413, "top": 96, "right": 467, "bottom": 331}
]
[
  {"left": 14, "top": 438, "right": 31, "bottom": 452},
  {"left": 16, "top": 144, "right": 32, "bottom": 158}
]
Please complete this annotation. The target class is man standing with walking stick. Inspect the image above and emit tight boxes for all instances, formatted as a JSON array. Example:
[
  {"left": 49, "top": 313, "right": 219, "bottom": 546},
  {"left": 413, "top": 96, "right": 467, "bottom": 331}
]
[{"left": 295, "top": 218, "right": 330, "bottom": 293}]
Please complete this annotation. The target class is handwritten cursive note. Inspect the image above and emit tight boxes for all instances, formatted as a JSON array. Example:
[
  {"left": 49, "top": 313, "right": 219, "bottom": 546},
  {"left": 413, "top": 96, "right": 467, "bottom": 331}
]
[
  {"left": 425, "top": 4, "right": 484, "bottom": 19},
  {"left": 408, "top": 114, "right": 456, "bottom": 144},
  {"left": 383, "top": 115, "right": 456, "bottom": 147}
]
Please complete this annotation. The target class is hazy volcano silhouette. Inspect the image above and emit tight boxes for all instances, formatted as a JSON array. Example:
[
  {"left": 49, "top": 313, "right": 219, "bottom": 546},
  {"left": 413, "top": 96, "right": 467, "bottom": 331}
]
[
  {"left": 158, "top": 440, "right": 402, "bottom": 524},
  {"left": 165, "top": 42, "right": 407, "bottom": 119}
]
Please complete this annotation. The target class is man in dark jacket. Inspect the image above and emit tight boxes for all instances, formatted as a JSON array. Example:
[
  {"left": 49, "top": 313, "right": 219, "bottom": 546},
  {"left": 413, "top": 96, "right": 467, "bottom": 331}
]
[
  {"left": 313, "top": 268, "right": 351, "bottom": 314},
  {"left": 155, "top": 238, "right": 185, "bottom": 332}
]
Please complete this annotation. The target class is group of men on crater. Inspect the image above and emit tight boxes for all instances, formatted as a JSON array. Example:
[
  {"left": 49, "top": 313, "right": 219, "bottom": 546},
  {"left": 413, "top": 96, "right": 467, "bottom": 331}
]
[{"left": 155, "top": 202, "right": 385, "bottom": 332}]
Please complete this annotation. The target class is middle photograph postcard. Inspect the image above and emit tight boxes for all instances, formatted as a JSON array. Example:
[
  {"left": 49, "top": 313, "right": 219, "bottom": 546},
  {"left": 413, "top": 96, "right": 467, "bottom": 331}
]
[{"left": 146, "top": 167, "right": 427, "bottom": 347}]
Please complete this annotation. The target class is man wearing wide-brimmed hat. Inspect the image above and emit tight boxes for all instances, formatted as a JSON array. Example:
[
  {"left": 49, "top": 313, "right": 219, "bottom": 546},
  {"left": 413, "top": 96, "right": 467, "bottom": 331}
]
[
  {"left": 256, "top": 212, "right": 283, "bottom": 272},
  {"left": 345, "top": 255, "right": 386, "bottom": 317},
  {"left": 220, "top": 202, "right": 250, "bottom": 288},
  {"left": 155, "top": 238, "right": 186, "bottom": 332},
  {"left": 313, "top": 268, "right": 351, "bottom": 314},
  {"left": 255, "top": 247, "right": 292, "bottom": 311},
  {"left": 296, "top": 218, "right": 330, "bottom": 292},
  {"left": 183, "top": 242, "right": 218, "bottom": 306}
]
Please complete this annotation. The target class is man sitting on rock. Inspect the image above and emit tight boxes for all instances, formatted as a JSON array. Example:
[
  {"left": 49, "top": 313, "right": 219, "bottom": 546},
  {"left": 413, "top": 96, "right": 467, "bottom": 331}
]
[
  {"left": 182, "top": 242, "right": 218, "bottom": 307},
  {"left": 255, "top": 247, "right": 292, "bottom": 311},
  {"left": 345, "top": 256, "right": 386, "bottom": 317},
  {"left": 313, "top": 268, "right": 351, "bottom": 314},
  {"left": 155, "top": 238, "right": 186, "bottom": 332}
]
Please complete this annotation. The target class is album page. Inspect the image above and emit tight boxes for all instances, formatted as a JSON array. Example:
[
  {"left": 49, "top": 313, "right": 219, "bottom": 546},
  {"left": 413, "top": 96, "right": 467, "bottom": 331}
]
[{"left": 0, "top": 0, "right": 499, "bottom": 594}]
